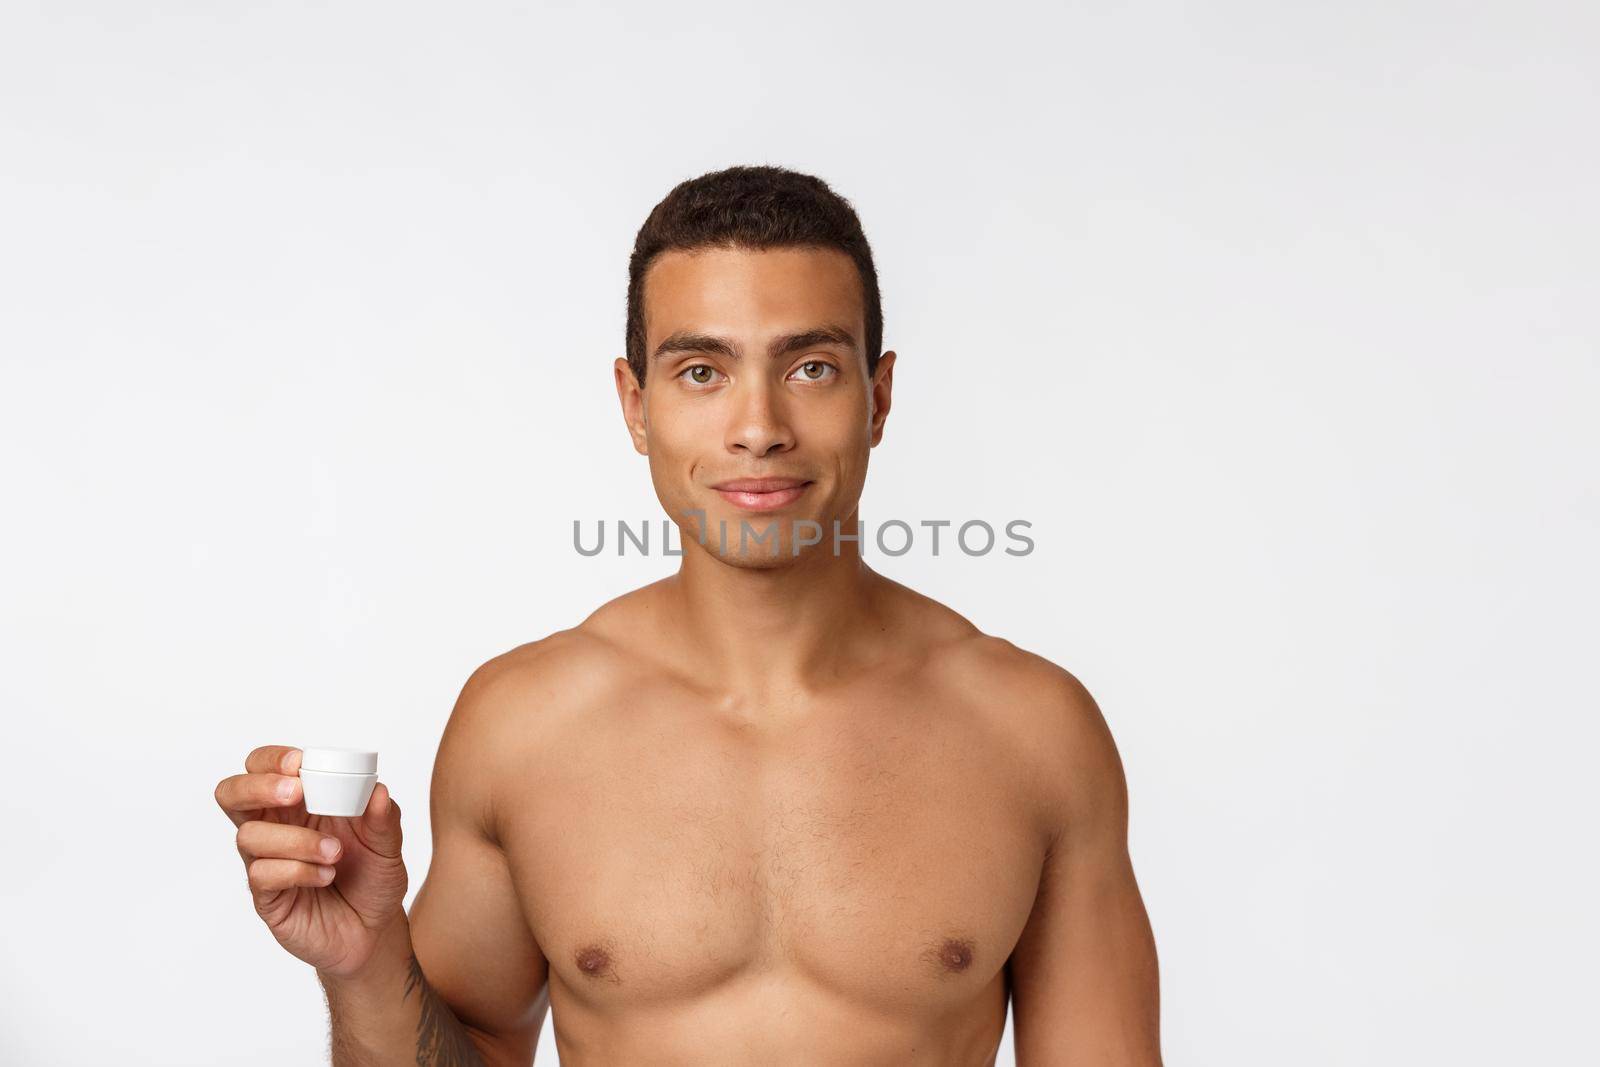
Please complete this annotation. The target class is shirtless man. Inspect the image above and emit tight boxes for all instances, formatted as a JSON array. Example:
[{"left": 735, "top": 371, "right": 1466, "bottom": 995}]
[{"left": 214, "top": 165, "right": 1163, "bottom": 1065}]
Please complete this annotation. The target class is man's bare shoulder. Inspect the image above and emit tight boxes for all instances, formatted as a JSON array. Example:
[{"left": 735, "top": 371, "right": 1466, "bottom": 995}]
[
  {"left": 876, "top": 574, "right": 1117, "bottom": 748},
  {"left": 440, "top": 577, "right": 686, "bottom": 755},
  {"left": 874, "top": 570, "right": 1093, "bottom": 707},
  {"left": 454, "top": 625, "right": 638, "bottom": 731},
  {"left": 942, "top": 632, "right": 1096, "bottom": 714},
  {"left": 433, "top": 624, "right": 638, "bottom": 783},
  {"left": 868, "top": 570, "right": 986, "bottom": 657},
  {"left": 929, "top": 628, "right": 1127, "bottom": 842}
]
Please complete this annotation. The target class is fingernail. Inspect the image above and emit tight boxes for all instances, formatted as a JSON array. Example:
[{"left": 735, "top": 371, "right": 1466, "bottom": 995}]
[
  {"left": 317, "top": 865, "right": 335, "bottom": 881},
  {"left": 319, "top": 838, "right": 340, "bottom": 861},
  {"left": 278, "top": 780, "right": 296, "bottom": 801}
]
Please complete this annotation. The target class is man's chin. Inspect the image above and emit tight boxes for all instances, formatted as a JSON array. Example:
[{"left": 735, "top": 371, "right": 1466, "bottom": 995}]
[{"left": 710, "top": 548, "right": 801, "bottom": 571}]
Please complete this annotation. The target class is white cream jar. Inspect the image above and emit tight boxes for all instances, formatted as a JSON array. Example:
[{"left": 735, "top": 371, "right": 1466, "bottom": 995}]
[{"left": 298, "top": 747, "right": 379, "bottom": 817}]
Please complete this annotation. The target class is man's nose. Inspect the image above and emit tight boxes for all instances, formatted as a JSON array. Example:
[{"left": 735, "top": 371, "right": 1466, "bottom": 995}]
[{"left": 725, "top": 377, "right": 796, "bottom": 457}]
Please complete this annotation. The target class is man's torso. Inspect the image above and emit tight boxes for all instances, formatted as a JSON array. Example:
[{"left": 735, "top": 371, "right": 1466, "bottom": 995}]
[{"left": 471, "top": 577, "right": 1064, "bottom": 1064}]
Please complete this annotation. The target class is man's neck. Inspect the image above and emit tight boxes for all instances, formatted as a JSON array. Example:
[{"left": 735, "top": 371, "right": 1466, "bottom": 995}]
[{"left": 664, "top": 510, "right": 886, "bottom": 701}]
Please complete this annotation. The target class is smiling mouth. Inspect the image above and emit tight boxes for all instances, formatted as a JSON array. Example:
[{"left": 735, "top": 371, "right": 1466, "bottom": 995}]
[{"left": 711, "top": 481, "right": 813, "bottom": 512}]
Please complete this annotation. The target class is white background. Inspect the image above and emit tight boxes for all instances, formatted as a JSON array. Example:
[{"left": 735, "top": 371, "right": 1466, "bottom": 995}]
[{"left": 2, "top": 2, "right": 1595, "bottom": 1064}]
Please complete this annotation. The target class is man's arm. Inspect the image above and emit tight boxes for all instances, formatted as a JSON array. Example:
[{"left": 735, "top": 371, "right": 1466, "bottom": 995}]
[
  {"left": 320, "top": 656, "right": 551, "bottom": 1065},
  {"left": 1007, "top": 662, "right": 1162, "bottom": 1066}
]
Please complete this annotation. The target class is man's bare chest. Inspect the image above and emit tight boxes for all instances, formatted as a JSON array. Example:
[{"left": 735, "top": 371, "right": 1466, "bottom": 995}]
[{"left": 497, "top": 694, "right": 1047, "bottom": 1017}]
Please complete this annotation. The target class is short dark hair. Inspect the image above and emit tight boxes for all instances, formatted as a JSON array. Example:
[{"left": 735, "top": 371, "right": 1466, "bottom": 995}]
[{"left": 626, "top": 164, "right": 882, "bottom": 386}]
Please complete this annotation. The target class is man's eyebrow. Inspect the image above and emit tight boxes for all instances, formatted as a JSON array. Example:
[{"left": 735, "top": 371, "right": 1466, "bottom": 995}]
[
  {"left": 768, "top": 325, "right": 858, "bottom": 361},
  {"left": 651, "top": 324, "right": 859, "bottom": 363},
  {"left": 651, "top": 331, "right": 739, "bottom": 362}
]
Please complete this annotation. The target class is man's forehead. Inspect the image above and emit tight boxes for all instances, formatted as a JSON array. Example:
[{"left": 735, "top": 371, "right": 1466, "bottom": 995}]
[{"left": 643, "top": 245, "right": 864, "bottom": 341}]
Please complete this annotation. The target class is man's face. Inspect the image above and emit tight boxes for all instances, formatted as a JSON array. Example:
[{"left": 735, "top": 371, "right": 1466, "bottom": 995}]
[{"left": 615, "top": 245, "right": 894, "bottom": 568}]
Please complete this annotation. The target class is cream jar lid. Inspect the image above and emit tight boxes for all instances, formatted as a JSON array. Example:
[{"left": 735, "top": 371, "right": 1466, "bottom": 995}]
[{"left": 300, "top": 747, "right": 378, "bottom": 774}]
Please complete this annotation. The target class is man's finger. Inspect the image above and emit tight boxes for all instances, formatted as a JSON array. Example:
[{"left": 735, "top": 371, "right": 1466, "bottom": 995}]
[
  {"left": 245, "top": 745, "right": 302, "bottom": 775},
  {"left": 214, "top": 772, "right": 303, "bottom": 827},
  {"left": 237, "top": 820, "right": 343, "bottom": 868},
  {"left": 247, "top": 857, "right": 336, "bottom": 897}
]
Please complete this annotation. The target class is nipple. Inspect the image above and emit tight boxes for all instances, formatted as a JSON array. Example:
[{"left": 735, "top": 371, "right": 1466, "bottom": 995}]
[
  {"left": 937, "top": 937, "right": 975, "bottom": 973},
  {"left": 575, "top": 944, "right": 615, "bottom": 980}
]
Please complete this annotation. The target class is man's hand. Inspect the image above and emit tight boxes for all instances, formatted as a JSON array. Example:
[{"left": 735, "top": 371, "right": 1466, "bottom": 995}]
[{"left": 214, "top": 744, "right": 409, "bottom": 978}]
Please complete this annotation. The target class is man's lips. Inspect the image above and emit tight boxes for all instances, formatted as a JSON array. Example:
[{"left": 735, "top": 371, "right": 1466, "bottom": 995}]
[{"left": 710, "top": 477, "right": 812, "bottom": 512}]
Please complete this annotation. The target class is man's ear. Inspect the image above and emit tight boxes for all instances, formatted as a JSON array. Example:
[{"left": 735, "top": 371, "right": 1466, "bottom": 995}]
[
  {"left": 868, "top": 349, "right": 896, "bottom": 447},
  {"left": 613, "top": 356, "right": 649, "bottom": 456}
]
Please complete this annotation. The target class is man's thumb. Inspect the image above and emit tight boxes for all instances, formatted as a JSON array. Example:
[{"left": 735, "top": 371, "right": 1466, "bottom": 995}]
[{"left": 358, "top": 781, "right": 403, "bottom": 856}]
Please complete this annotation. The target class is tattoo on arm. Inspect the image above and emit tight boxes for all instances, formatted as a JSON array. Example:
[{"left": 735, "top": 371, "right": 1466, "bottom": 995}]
[{"left": 403, "top": 954, "right": 488, "bottom": 1067}]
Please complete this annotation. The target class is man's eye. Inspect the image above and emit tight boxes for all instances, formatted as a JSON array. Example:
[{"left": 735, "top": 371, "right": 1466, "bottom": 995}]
[
  {"left": 791, "top": 360, "right": 837, "bottom": 382},
  {"left": 680, "top": 364, "right": 720, "bottom": 385}
]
